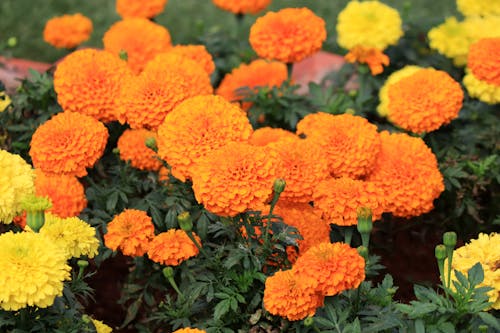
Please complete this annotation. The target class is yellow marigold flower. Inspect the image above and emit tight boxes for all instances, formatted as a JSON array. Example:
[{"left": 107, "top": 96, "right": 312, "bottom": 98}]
[
  {"left": 249, "top": 8, "right": 327, "bottom": 63},
  {"left": 117, "top": 129, "right": 162, "bottom": 171},
  {"left": 337, "top": 1, "right": 403, "bottom": 51},
  {"left": 293, "top": 242, "right": 365, "bottom": 296},
  {"left": 467, "top": 37, "right": 500, "bottom": 86},
  {"left": 366, "top": 131, "right": 444, "bottom": 218},
  {"left": 157, "top": 95, "right": 253, "bottom": 182},
  {"left": 0, "top": 231, "right": 71, "bottom": 311},
  {"left": 212, "top": 0, "right": 271, "bottom": 14},
  {"left": 147, "top": 229, "right": 200, "bottom": 266},
  {"left": 0, "top": 150, "right": 35, "bottom": 224},
  {"left": 90, "top": 317, "right": 113, "bottom": 333},
  {"left": 191, "top": 142, "right": 282, "bottom": 217},
  {"left": 463, "top": 69, "right": 500, "bottom": 104},
  {"left": 173, "top": 328, "right": 206, "bottom": 333},
  {"left": 39, "top": 213, "right": 99, "bottom": 259},
  {"left": 313, "top": 177, "right": 385, "bottom": 226},
  {"left": 249, "top": 127, "right": 298, "bottom": 146},
  {"left": 30, "top": 112, "right": 109, "bottom": 177},
  {"left": 120, "top": 53, "right": 212, "bottom": 130},
  {"left": 216, "top": 59, "right": 288, "bottom": 110},
  {"left": 0, "top": 90, "right": 12, "bottom": 113},
  {"left": 447, "top": 233, "right": 500, "bottom": 309},
  {"left": 344, "top": 45, "right": 390, "bottom": 75},
  {"left": 103, "top": 18, "right": 172, "bottom": 74},
  {"left": 457, "top": 0, "right": 500, "bottom": 17},
  {"left": 104, "top": 209, "right": 155, "bottom": 257},
  {"left": 116, "top": 0, "right": 168, "bottom": 18},
  {"left": 296, "top": 113, "right": 380, "bottom": 179},
  {"left": 54, "top": 49, "right": 132, "bottom": 122},
  {"left": 263, "top": 269, "right": 324, "bottom": 321},
  {"left": 166, "top": 44, "right": 215, "bottom": 75},
  {"left": 43, "top": 13, "right": 93, "bottom": 49},
  {"left": 386, "top": 68, "right": 463, "bottom": 134}
]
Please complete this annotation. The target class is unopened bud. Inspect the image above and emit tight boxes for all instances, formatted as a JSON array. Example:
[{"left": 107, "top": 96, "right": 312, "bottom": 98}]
[
  {"left": 273, "top": 178, "right": 286, "bottom": 194},
  {"left": 478, "top": 325, "right": 488, "bottom": 333},
  {"left": 162, "top": 267, "right": 174, "bottom": 280},
  {"left": 435, "top": 245, "right": 446, "bottom": 261},
  {"left": 357, "top": 245, "right": 369, "bottom": 260},
  {"left": 7, "top": 37, "right": 17, "bottom": 48},
  {"left": 77, "top": 260, "right": 89, "bottom": 269},
  {"left": 177, "top": 211, "right": 193, "bottom": 232},
  {"left": 22, "top": 195, "right": 52, "bottom": 232},
  {"left": 119, "top": 49, "right": 128, "bottom": 61},
  {"left": 303, "top": 316, "right": 314, "bottom": 326},
  {"left": 145, "top": 137, "right": 157, "bottom": 152},
  {"left": 356, "top": 207, "right": 372, "bottom": 234},
  {"left": 443, "top": 232, "right": 457, "bottom": 249}
]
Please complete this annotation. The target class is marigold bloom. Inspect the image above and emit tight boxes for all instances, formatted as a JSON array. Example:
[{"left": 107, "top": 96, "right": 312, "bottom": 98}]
[
  {"left": 103, "top": 18, "right": 172, "bottom": 73},
  {"left": 166, "top": 45, "right": 215, "bottom": 75},
  {"left": 212, "top": 0, "right": 271, "bottom": 14},
  {"left": 30, "top": 112, "right": 108, "bottom": 177},
  {"left": 386, "top": 68, "right": 463, "bottom": 134},
  {"left": 463, "top": 69, "right": 500, "bottom": 104},
  {"left": 147, "top": 229, "right": 201, "bottom": 266},
  {"left": 0, "top": 231, "right": 71, "bottom": 310},
  {"left": 54, "top": 49, "right": 132, "bottom": 122},
  {"left": 248, "top": 127, "right": 298, "bottom": 146},
  {"left": 157, "top": 95, "right": 253, "bottom": 182},
  {"left": 120, "top": 54, "right": 212, "bottom": 129},
  {"left": 366, "top": 131, "right": 444, "bottom": 218},
  {"left": 344, "top": 45, "right": 389, "bottom": 75},
  {"left": 467, "top": 38, "right": 500, "bottom": 86},
  {"left": 457, "top": 0, "right": 500, "bottom": 17},
  {"left": 263, "top": 269, "right": 324, "bottom": 321},
  {"left": 191, "top": 142, "right": 282, "bottom": 217},
  {"left": 293, "top": 242, "right": 365, "bottom": 296},
  {"left": 216, "top": 59, "right": 288, "bottom": 110},
  {"left": 34, "top": 169, "right": 87, "bottom": 218},
  {"left": 116, "top": 0, "right": 168, "bottom": 18},
  {"left": 337, "top": 1, "right": 403, "bottom": 51},
  {"left": 0, "top": 150, "right": 35, "bottom": 224},
  {"left": 40, "top": 213, "right": 99, "bottom": 260},
  {"left": 313, "top": 177, "right": 385, "bottom": 226},
  {"left": 43, "top": 13, "right": 93, "bottom": 49},
  {"left": 104, "top": 209, "right": 156, "bottom": 257},
  {"left": 249, "top": 8, "right": 326, "bottom": 63},
  {"left": 117, "top": 129, "right": 162, "bottom": 171},
  {"left": 90, "top": 318, "right": 113, "bottom": 333},
  {"left": 296, "top": 113, "right": 380, "bottom": 179},
  {"left": 173, "top": 328, "right": 206, "bottom": 333}
]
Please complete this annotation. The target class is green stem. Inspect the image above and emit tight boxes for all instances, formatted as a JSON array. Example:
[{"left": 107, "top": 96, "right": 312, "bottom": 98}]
[
  {"left": 286, "top": 63, "right": 294, "bottom": 79},
  {"left": 344, "top": 227, "right": 354, "bottom": 246},
  {"left": 168, "top": 276, "right": 184, "bottom": 298}
]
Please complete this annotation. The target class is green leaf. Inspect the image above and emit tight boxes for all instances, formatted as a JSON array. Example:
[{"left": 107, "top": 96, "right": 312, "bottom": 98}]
[
  {"left": 415, "top": 319, "right": 425, "bottom": 333},
  {"left": 213, "top": 299, "right": 231, "bottom": 321},
  {"left": 106, "top": 191, "right": 119, "bottom": 212},
  {"left": 120, "top": 297, "right": 142, "bottom": 328},
  {"left": 478, "top": 312, "right": 500, "bottom": 330},
  {"left": 467, "top": 262, "right": 484, "bottom": 287}
]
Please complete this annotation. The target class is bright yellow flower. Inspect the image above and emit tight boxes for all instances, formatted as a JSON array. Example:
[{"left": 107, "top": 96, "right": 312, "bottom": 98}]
[
  {"left": 0, "top": 91, "right": 11, "bottom": 112},
  {"left": 457, "top": 0, "right": 500, "bottom": 17},
  {"left": 91, "top": 317, "right": 113, "bottom": 333},
  {"left": 463, "top": 69, "right": 500, "bottom": 104}
]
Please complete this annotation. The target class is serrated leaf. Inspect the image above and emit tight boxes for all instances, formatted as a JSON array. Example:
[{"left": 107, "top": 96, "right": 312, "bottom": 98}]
[
  {"left": 213, "top": 299, "right": 230, "bottom": 321},
  {"left": 478, "top": 312, "right": 500, "bottom": 330},
  {"left": 120, "top": 297, "right": 142, "bottom": 328},
  {"left": 106, "top": 191, "right": 119, "bottom": 212},
  {"left": 467, "top": 262, "right": 484, "bottom": 287}
]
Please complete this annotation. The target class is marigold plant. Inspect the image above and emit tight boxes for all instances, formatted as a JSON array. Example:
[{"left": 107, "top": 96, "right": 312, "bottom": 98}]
[
  {"left": 147, "top": 229, "right": 201, "bottom": 266},
  {"left": 116, "top": 0, "right": 168, "bottom": 18},
  {"left": 117, "top": 129, "right": 162, "bottom": 171},
  {"left": 43, "top": 13, "right": 93, "bottom": 49},
  {"left": 166, "top": 44, "right": 215, "bottom": 75},
  {"left": 212, "top": 0, "right": 271, "bottom": 14}
]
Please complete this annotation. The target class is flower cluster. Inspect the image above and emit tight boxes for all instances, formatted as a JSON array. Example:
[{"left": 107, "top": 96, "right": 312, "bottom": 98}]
[{"left": 43, "top": 13, "right": 93, "bottom": 49}]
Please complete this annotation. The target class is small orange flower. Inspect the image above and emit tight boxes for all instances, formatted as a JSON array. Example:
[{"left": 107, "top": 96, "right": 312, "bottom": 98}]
[
  {"left": 54, "top": 49, "right": 132, "bottom": 122},
  {"left": 387, "top": 68, "right": 463, "bottom": 134},
  {"left": 467, "top": 37, "right": 500, "bottom": 86},
  {"left": 263, "top": 269, "right": 324, "bottom": 321},
  {"left": 34, "top": 169, "right": 87, "bottom": 218},
  {"left": 117, "top": 129, "right": 162, "bottom": 171},
  {"left": 173, "top": 328, "right": 206, "bottom": 333},
  {"left": 157, "top": 95, "right": 253, "bottom": 182},
  {"left": 293, "top": 242, "right": 365, "bottom": 296},
  {"left": 249, "top": 8, "right": 327, "bottom": 63},
  {"left": 165, "top": 45, "right": 215, "bottom": 75},
  {"left": 43, "top": 13, "right": 93, "bottom": 49},
  {"left": 296, "top": 113, "right": 380, "bottom": 179},
  {"left": 116, "top": 0, "right": 168, "bottom": 19},
  {"left": 103, "top": 18, "right": 172, "bottom": 74},
  {"left": 104, "top": 209, "right": 155, "bottom": 257},
  {"left": 344, "top": 45, "right": 390, "bottom": 75},
  {"left": 30, "top": 112, "right": 109, "bottom": 177},
  {"left": 366, "top": 131, "right": 444, "bottom": 218},
  {"left": 248, "top": 127, "right": 298, "bottom": 146},
  {"left": 212, "top": 0, "right": 272, "bottom": 14},
  {"left": 147, "top": 229, "right": 200, "bottom": 266},
  {"left": 216, "top": 59, "right": 288, "bottom": 110}
]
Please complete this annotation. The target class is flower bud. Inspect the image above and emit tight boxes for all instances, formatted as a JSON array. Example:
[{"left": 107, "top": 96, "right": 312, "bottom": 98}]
[
  {"left": 357, "top": 245, "right": 369, "bottom": 260},
  {"left": 303, "top": 316, "right": 314, "bottom": 326},
  {"left": 443, "top": 232, "right": 457, "bottom": 249},
  {"left": 273, "top": 178, "right": 286, "bottom": 194},
  {"left": 162, "top": 267, "right": 174, "bottom": 280},
  {"left": 177, "top": 211, "right": 193, "bottom": 232},
  {"left": 7, "top": 37, "right": 17, "bottom": 48},
  {"left": 119, "top": 49, "right": 128, "bottom": 61},
  {"left": 356, "top": 207, "right": 373, "bottom": 234},
  {"left": 77, "top": 260, "right": 89, "bottom": 269},
  {"left": 435, "top": 245, "right": 447, "bottom": 260},
  {"left": 145, "top": 137, "right": 157, "bottom": 152},
  {"left": 21, "top": 195, "right": 52, "bottom": 232}
]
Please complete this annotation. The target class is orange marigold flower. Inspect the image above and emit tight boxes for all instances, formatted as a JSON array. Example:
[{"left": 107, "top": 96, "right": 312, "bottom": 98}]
[
  {"left": 467, "top": 37, "right": 500, "bottom": 86},
  {"left": 263, "top": 269, "right": 324, "bottom": 321},
  {"left": 249, "top": 8, "right": 327, "bottom": 63},
  {"left": 293, "top": 242, "right": 365, "bottom": 296},
  {"left": 216, "top": 59, "right": 288, "bottom": 110},
  {"left": 116, "top": 0, "right": 168, "bottom": 19},
  {"left": 157, "top": 95, "right": 253, "bottom": 182},
  {"left": 313, "top": 177, "right": 385, "bottom": 226},
  {"left": 387, "top": 68, "right": 463, "bottom": 134},
  {"left": 165, "top": 45, "right": 215, "bottom": 75},
  {"left": 117, "top": 129, "right": 162, "bottom": 171},
  {"left": 296, "top": 113, "right": 380, "bottom": 179},
  {"left": 248, "top": 127, "right": 298, "bottom": 146},
  {"left": 173, "top": 328, "right": 206, "bottom": 333},
  {"left": 104, "top": 209, "right": 155, "bottom": 257},
  {"left": 191, "top": 142, "right": 282, "bottom": 217},
  {"left": 147, "top": 229, "right": 200, "bottom": 266},
  {"left": 344, "top": 45, "right": 390, "bottom": 75},
  {"left": 103, "top": 18, "right": 172, "bottom": 74},
  {"left": 43, "top": 13, "right": 93, "bottom": 49},
  {"left": 54, "top": 49, "right": 132, "bottom": 122},
  {"left": 30, "top": 112, "right": 108, "bottom": 177},
  {"left": 366, "top": 131, "right": 444, "bottom": 218},
  {"left": 34, "top": 169, "right": 87, "bottom": 218},
  {"left": 212, "top": 0, "right": 272, "bottom": 14},
  {"left": 120, "top": 53, "right": 212, "bottom": 130}
]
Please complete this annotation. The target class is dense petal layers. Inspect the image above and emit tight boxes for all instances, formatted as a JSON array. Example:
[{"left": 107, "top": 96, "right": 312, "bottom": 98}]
[
  {"left": 147, "top": 229, "right": 200, "bottom": 266},
  {"left": 116, "top": 0, "right": 168, "bottom": 18},
  {"left": 467, "top": 38, "right": 500, "bottom": 86},
  {"left": 457, "top": 0, "right": 500, "bottom": 16},
  {"left": 166, "top": 45, "right": 215, "bottom": 75},
  {"left": 117, "top": 129, "right": 162, "bottom": 171},
  {"left": 43, "top": 13, "right": 92, "bottom": 49}
]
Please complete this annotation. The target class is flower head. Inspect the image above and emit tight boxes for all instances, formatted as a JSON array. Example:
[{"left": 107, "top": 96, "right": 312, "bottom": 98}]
[
  {"left": 157, "top": 95, "right": 253, "bottom": 182},
  {"left": 457, "top": 0, "right": 500, "bottom": 17},
  {"left": 249, "top": 8, "right": 326, "bottom": 63},
  {"left": 166, "top": 44, "right": 215, "bottom": 75},
  {"left": 212, "top": 0, "right": 271, "bottom": 14},
  {"left": 0, "top": 150, "right": 35, "bottom": 224},
  {"left": 147, "top": 229, "right": 200, "bottom": 266},
  {"left": 30, "top": 112, "right": 109, "bottom": 177},
  {"left": 104, "top": 209, "right": 156, "bottom": 257},
  {"left": 0, "top": 231, "right": 71, "bottom": 310},
  {"left": 117, "top": 129, "right": 162, "bottom": 171},
  {"left": 54, "top": 49, "right": 132, "bottom": 122},
  {"left": 116, "top": 0, "right": 168, "bottom": 18},
  {"left": 344, "top": 46, "right": 390, "bottom": 75},
  {"left": 90, "top": 318, "right": 113, "bottom": 333},
  {"left": 467, "top": 38, "right": 500, "bottom": 86},
  {"left": 463, "top": 69, "right": 500, "bottom": 104},
  {"left": 43, "top": 13, "right": 92, "bottom": 49}
]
